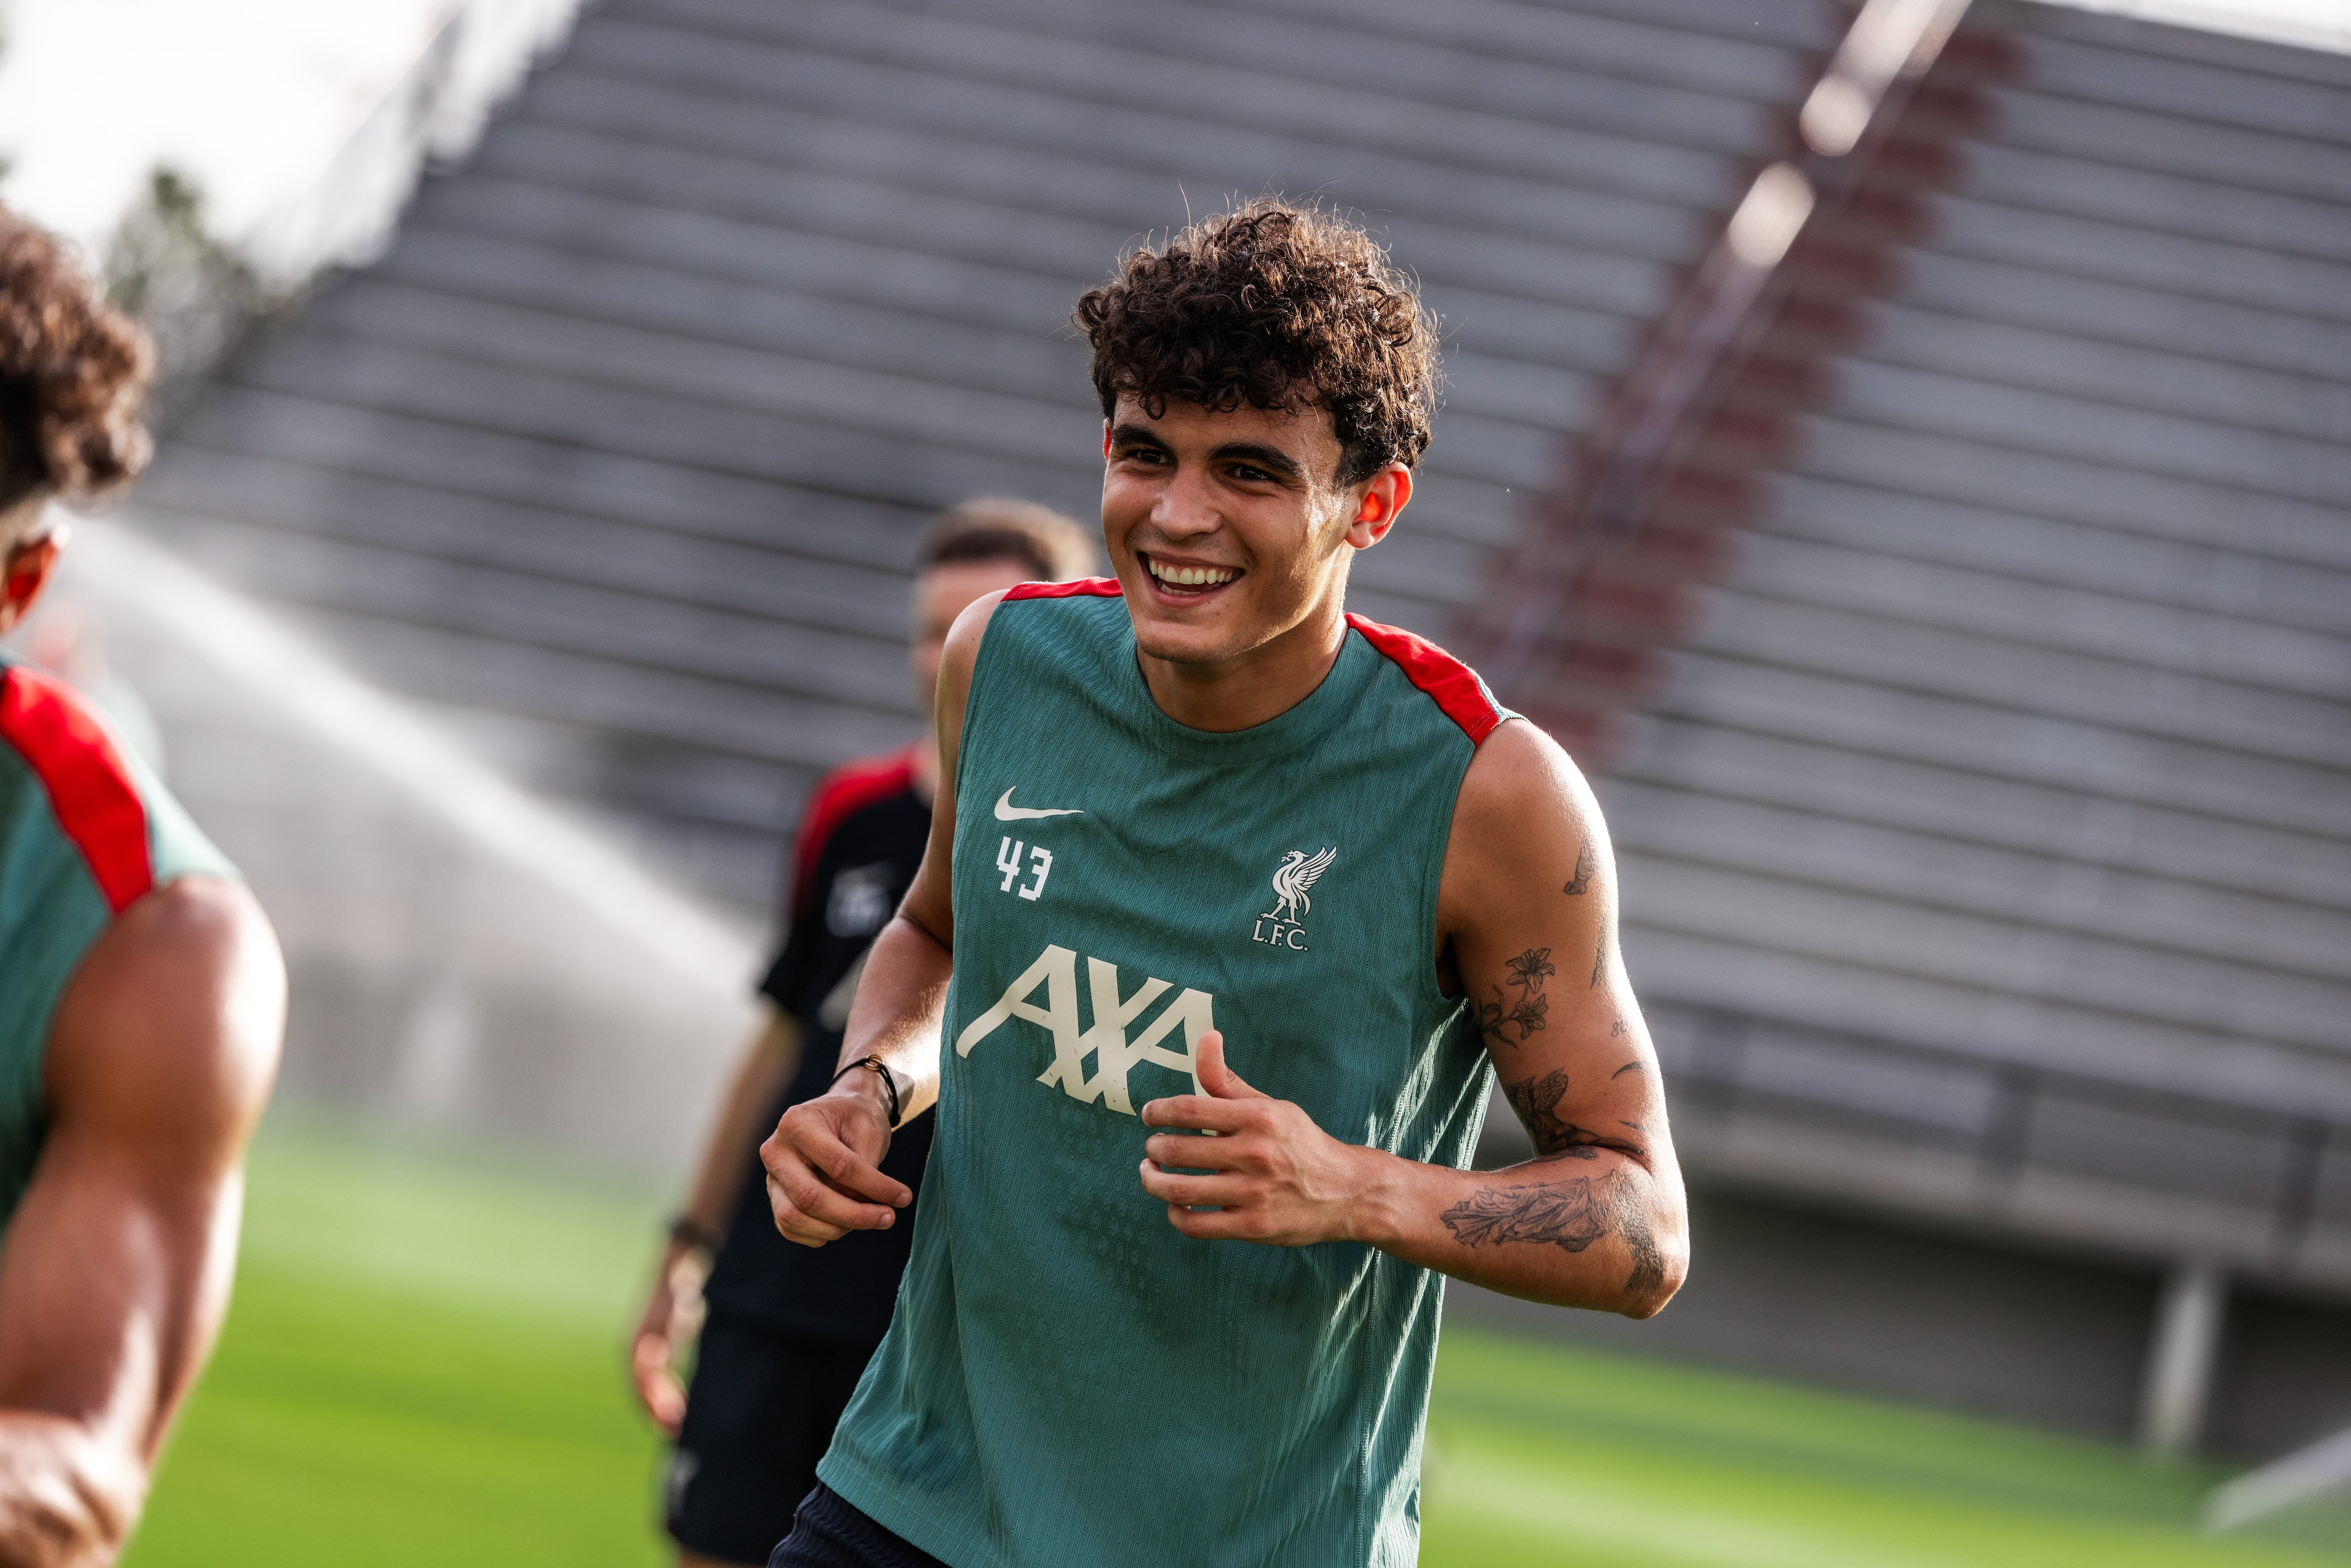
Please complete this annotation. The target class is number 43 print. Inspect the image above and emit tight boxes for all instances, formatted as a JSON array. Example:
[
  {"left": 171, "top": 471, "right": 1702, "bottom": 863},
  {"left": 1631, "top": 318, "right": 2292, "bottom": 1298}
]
[{"left": 997, "top": 837, "right": 1053, "bottom": 901}]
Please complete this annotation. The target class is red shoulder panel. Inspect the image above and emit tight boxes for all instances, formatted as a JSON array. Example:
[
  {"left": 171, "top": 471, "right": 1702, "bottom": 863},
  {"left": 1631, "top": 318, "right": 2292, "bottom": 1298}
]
[
  {"left": 1003, "top": 577, "right": 1122, "bottom": 601},
  {"left": 789, "top": 743, "right": 920, "bottom": 916},
  {"left": 0, "top": 665, "right": 155, "bottom": 914},
  {"left": 1345, "top": 614, "right": 1508, "bottom": 746}
]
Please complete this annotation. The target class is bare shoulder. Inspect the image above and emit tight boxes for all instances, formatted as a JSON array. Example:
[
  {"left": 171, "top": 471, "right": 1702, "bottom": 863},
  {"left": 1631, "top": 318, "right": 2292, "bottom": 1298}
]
[
  {"left": 931, "top": 585, "right": 1016, "bottom": 771},
  {"left": 940, "top": 588, "right": 1014, "bottom": 682},
  {"left": 46, "top": 876, "right": 284, "bottom": 1154},
  {"left": 1451, "top": 719, "right": 1603, "bottom": 865}
]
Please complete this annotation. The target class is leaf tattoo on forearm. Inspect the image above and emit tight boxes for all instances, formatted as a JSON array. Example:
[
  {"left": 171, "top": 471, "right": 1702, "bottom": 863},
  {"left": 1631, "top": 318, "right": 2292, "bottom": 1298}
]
[
  {"left": 1441, "top": 1166, "right": 1665, "bottom": 1299},
  {"left": 1504, "top": 1069, "right": 1647, "bottom": 1162},
  {"left": 1440, "top": 1176, "right": 1611, "bottom": 1252},
  {"left": 1474, "top": 947, "right": 1556, "bottom": 1049}
]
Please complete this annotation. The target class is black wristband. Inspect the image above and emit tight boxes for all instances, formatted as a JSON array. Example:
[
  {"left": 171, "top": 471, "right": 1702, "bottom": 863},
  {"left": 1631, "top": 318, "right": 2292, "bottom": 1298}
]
[
  {"left": 668, "top": 1213, "right": 722, "bottom": 1253},
  {"left": 831, "top": 1056, "right": 903, "bottom": 1130}
]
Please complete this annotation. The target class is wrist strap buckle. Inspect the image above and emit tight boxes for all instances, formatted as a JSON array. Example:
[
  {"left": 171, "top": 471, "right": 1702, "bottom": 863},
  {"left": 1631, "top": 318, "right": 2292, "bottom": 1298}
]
[{"left": 831, "top": 1056, "right": 904, "bottom": 1130}]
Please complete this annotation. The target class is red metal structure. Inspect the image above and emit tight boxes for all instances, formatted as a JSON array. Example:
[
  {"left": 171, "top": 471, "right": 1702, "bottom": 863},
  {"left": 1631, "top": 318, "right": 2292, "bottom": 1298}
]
[{"left": 1471, "top": 0, "right": 2023, "bottom": 763}]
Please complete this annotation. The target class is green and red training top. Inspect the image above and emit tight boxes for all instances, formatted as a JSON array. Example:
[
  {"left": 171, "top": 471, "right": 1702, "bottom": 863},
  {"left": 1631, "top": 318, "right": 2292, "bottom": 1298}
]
[{"left": 0, "top": 654, "right": 236, "bottom": 1228}]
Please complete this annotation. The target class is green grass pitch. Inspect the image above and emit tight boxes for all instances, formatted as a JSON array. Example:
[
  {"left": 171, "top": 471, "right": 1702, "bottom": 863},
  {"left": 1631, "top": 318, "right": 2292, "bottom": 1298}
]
[{"left": 122, "top": 1113, "right": 2351, "bottom": 1567}]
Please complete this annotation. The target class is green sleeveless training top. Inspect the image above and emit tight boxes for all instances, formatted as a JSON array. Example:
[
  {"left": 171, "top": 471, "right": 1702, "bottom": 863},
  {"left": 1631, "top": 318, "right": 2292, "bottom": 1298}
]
[
  {"left": 0, "top": 654, "right": 236, "bottom": 1226},
  {"left": 820, "top": 582, "right": 1514, "bottom": 1568}
]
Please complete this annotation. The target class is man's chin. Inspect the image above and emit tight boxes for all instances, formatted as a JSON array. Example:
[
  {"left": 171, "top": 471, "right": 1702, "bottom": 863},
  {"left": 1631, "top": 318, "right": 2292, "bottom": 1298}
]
[
  {"left": 1128, "top": 603, "right": 1254, "bottom": 670},
  {"left": 1131, "top": 625, "right": 1239, "bottom": 669}
]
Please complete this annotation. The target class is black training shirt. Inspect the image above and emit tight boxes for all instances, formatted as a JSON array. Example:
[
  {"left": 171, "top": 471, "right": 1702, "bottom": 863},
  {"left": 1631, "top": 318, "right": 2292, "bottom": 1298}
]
[{"left": 700, "top": 746, "right": 934, "bottom": 1346}]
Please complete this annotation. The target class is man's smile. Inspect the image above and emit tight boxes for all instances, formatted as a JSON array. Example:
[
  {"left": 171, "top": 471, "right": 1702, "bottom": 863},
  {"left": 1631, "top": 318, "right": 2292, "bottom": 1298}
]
[{"left": 1139, "top": 551, "right": 1244, "bottom": 601}]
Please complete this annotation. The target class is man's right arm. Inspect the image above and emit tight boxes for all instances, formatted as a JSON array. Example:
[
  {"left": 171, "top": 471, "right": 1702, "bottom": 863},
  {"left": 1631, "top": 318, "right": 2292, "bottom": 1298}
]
[
  {"left": 759, "top": 590, "right": 1003, "bottom": 1247},
  {"left": 0, "top": 878, "right": 282, "bottom": 1567}
]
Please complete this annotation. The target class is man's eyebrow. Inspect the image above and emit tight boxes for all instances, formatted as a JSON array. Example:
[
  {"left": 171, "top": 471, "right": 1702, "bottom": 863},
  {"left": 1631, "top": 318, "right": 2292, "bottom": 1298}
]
[
  {"left": 1207, "top": 441, "right": 1304, "bottom": 481},
  {"left": 1107, "top": 423, "right": 1171, "bottom": 451}
]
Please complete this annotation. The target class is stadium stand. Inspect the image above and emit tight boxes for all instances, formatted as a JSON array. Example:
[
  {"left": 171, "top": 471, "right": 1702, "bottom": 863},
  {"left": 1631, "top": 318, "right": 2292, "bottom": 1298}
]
[
  {"left": 1466, "top": 0, "right": 2351, "bottom": 1458},
  {"left": 106, "top": 0, "right": 2349, "bottom": 1456}
]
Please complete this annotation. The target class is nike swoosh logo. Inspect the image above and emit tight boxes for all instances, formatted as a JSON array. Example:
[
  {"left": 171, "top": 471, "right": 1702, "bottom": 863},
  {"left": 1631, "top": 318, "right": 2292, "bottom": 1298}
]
[{"left": 994, "top": 788, "right": 1084, "bottom": 822}]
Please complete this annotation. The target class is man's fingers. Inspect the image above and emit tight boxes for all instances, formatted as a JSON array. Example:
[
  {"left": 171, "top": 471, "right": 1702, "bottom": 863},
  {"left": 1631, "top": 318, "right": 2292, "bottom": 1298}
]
[
  {"left": 1194, "top": 1030, "right": 1269, "bottom": 1101},
  {"left": 811, "top": 1135, "right": 912, "bottom": 1208},
  {"left": 630, "top": 1333, "right": 685, "bottom": 1435},
  {"left": 1139, "top": 1094, "right": 1257, "bottom": 1133},
  {"left": 762, "top": 1140, "right": 898, "bottom": 1242},
  {"left": 1162, "top": 1203, "right": 1265, "bottom": 1242},
  {"left": 760, "top": 1101, "right": 909, "bottom": 1237},
  {"left": 1143, "top": 1132, "right": 1246, "bottom": 1170},
  {"left": 1137, "top": 1160, "right": 1254, "bottom": 1209}
]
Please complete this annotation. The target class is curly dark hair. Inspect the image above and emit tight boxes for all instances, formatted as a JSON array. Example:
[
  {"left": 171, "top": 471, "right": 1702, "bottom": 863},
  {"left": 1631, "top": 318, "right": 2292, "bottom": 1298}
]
[
  {"left": 1073, "top": 199, "right": 1437, "bottom": 487},
  {"left": 0, "top": 206, "right": 155, "bottom": 523}
]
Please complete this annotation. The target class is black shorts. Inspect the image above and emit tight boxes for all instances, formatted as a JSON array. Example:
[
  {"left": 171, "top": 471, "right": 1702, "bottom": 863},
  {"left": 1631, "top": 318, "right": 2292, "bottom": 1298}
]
[
  {"left": 665, "top": 1317, "right": 877, "bottom": 1566},
  {"left": 769, "top": 1483, "right": 948, "bottom": 1568}
]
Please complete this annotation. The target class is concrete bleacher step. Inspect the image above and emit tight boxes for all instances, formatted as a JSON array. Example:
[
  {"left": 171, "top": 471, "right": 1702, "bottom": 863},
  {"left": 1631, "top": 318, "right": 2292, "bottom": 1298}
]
[
  {"left": 1767, "top": 479, "right": 2351, "bottom": 637},
  {"left": 1610, "top": 781, "right": 2351, "bottom": 978},
  {"left": 1898, "top": 248, "right": 2351, "bottom": 378},
  {"left": 1795, "top": 418, "right": 2351, "bottom": 567},
  {"left": 1861, "top": 302, "right": 2351, "bottom": 442},
  {"left": 157, "top": 392, "right": 938, "bottom": 571},
  {"left": 1609, "top": 725, "right": 2351, "bottom": 913},
  {"left": 1726, "top": 534, "right": 2351, "bottom": 699},
  {"left": 1651, "top": 649, "right": 2351, "bottom": 841},
  {"left": 147, "top": 452, "right": 917, "bottom": 642}
]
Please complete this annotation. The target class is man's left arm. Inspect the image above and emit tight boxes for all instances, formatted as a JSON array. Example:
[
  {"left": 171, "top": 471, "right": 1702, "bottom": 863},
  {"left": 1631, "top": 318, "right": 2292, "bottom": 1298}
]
[
  {"left": 1138, "top": 721, "right": 1688, "bottom": 1318},
  {"left": 0, "top": 878, "right": 283, "bottom": 1565}
]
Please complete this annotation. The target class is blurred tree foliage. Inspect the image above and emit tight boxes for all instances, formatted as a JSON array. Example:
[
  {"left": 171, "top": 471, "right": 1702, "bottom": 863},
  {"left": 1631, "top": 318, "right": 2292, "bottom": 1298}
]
[{"left": 103, "top": 168, "right": 273, "bottom": 411}]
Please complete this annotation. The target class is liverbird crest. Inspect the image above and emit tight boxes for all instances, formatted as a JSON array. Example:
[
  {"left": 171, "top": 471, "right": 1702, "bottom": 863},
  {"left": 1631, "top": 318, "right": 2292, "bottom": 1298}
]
[{"left": 1266, "top": 846, "right": 1338, "bottom": 924}]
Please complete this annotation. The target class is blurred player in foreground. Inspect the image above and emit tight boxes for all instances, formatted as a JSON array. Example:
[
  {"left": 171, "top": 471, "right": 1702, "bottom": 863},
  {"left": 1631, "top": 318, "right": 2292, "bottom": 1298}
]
[
  {"left": 760, "top": 199, "right": 1690, "bottom": 1567},
  {"left": 634, "top": 501, "right": 1096, "bottom": 1568},
  {"left": 0, "top": 209, "right": 284, "bottom": 1563}
]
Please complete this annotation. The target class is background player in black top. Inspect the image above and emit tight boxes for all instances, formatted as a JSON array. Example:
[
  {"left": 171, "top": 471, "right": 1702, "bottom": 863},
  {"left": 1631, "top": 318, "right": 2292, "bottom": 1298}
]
[{"left": 633, "top": 498, "right": 1096, "bottom": 1568}]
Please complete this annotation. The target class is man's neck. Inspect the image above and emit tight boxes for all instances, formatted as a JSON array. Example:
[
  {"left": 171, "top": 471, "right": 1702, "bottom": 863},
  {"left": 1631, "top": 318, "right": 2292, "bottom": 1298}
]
[{"left": 1136, "top": 598, "right": 1349, "bottom": 734}]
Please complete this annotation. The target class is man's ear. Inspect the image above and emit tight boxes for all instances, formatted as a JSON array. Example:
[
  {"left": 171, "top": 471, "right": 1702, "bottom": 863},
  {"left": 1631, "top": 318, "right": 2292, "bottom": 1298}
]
[
  {"left": 0, "top": 530, "right": 64, "bottom": 638},
  {"left": 1344, "top": 465, "right": 1413, "bottom": 551},
  {"left": 1102, "top": 421, "right": 1114, "bottom": 462}
]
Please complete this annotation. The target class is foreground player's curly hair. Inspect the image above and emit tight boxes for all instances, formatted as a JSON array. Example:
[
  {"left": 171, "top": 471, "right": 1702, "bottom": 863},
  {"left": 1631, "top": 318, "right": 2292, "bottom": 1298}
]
[
  {"left": 1073, "top": 199, "right": 1437, "bottom": 488},
  {"left": 0, "top": 206, "right": 155, "bottom": 525}
]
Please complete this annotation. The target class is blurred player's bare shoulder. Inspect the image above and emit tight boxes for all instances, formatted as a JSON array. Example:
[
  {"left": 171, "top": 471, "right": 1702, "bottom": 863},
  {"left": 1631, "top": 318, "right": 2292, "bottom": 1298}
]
[{"left": 44, "top": 875, "right": 281, "bottom": 1155}]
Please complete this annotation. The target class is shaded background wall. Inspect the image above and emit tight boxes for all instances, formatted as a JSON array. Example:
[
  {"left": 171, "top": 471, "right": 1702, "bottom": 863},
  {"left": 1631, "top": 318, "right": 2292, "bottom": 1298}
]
[{"left": 17, "top": 0, "right": 2350, "bottom": 1463}]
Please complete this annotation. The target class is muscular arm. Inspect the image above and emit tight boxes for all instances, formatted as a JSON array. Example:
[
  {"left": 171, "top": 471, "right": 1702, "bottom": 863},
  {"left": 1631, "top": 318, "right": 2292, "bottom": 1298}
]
[
  {"left": 758, "top": 592, "right": 999, "bottom": 1247},
  {"left": 0, "top": 878, "right": 283, "bottom": 1565},
  {"left": 1139, "top": 722, "right": 1688, "bottom": 1318}
]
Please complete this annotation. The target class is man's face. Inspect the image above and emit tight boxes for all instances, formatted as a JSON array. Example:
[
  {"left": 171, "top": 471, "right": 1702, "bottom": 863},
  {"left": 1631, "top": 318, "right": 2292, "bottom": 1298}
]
[
  {"left": 1100, "top": 395, "right": 1404, "bottom": 670},
  {"left": 911, "top": 557, "right": 1038, "bottom": 707}
]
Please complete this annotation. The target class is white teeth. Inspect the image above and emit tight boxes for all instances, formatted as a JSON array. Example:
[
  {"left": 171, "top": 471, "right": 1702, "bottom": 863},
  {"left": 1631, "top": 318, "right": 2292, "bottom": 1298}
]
[{"left": 1149, "top": 559, "right": 1236, "bottom": 588}]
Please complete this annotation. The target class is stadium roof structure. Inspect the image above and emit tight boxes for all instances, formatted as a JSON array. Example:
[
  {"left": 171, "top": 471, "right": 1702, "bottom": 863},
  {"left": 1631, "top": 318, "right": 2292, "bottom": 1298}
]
[{"left": 125, "top": 0, "right": 2351, "bottom": 1300}]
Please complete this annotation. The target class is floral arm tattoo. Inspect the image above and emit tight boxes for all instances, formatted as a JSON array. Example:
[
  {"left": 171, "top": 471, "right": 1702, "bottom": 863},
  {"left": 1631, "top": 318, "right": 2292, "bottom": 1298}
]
[{"left": 1473, "top": 947, "right": 1556, "bottom": 1049}]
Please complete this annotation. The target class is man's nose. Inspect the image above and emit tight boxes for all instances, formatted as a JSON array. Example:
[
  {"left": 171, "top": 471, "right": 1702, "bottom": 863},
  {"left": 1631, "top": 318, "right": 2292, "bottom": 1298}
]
[{"left": 1152, "top": 465, "right": 1223, "bottom": 538}]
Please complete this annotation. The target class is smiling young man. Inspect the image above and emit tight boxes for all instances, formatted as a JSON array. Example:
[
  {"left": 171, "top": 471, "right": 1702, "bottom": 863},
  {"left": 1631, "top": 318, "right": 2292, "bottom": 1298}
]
[{"left": 759, "top": 200, "right": 1689, "bottom": 1568}]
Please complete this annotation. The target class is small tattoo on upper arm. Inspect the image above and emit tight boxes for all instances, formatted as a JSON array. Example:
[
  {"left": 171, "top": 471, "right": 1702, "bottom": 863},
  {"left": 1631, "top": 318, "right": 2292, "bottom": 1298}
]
[
  {"left": 1609, "top": 1018, "right": 1627, "bottom": 1038},
  {"left": 1475, "top": 947, "right": 1556, "bottom": 1049},
  {"left": 1611, "top": 1061, "right": 1641, "bottom": 1079},
  {"left": 1504, "top": 1069, "right": 1646, "bottom": 1162},
  {"left": 1589, "top": 929, "right": 1608, "bottom": 989},
  {"left": 1564, "top": 838, "right": 1594, "bottom": 896}
]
